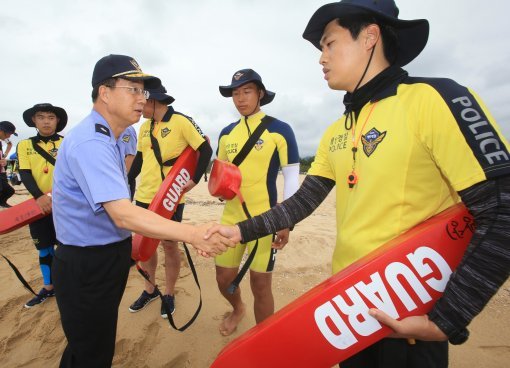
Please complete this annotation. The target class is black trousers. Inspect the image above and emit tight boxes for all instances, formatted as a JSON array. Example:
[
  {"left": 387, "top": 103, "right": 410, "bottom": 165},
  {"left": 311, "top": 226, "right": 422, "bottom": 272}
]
[
  {"left": 53, "top": 237, "right": 132, "bottom": 368},
  {"left": 0, "top": 172, "right": 14, "bottom": 204},
  {"left": 340, "top": 338, "right": 448, "bottom": 368}
]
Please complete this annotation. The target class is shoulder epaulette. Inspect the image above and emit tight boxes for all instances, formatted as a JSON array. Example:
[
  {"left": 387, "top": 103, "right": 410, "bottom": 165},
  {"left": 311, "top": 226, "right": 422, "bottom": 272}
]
[{"left": 95, "top": 124, "right": 110, "bottom": 137}]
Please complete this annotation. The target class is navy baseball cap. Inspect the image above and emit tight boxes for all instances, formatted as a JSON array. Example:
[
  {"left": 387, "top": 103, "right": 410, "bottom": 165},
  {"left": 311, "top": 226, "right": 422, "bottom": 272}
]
[
  {"left": 147, "top": 84, "right": 175, "bottom": 105},
  {"left": 0, "top": 121, "right": 17, "bottom": 136},
  {"left": 219, "top": 69, "right": 275, "bottom": 106},
  {"left": 303, "top": 0, "right": 429, "bottom": 66},
  {"left": 92, "top": 54, "right": 161, "bottom": 89}
]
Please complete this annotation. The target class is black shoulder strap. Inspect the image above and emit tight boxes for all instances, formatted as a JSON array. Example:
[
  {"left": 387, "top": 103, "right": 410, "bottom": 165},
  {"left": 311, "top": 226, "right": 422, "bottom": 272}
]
[
  {"left": 232, "top": 115, "right": 274, "bottom": 167},
  {"left": 224, "top": 115, "right": 275, "bottom": 294},
  {"left": 30, "top": 137, "right": 56, "bottom": 166},
  {"left": 150, "top": 119, "right": 179, "bottom": 181},
  {"left": 135, "top": 243, "right": 202, "bottom": 332}
]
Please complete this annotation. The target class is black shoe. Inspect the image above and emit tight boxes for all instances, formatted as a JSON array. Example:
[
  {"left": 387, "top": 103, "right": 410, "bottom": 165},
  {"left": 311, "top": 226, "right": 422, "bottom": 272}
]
[
  {"left": 161, "top": 294, "right": 175, "bottom": 319},
  {"left": 24, "top": 288, "right": 55, "bottom": 308},
  {"left": 128, "top": 290, "right": 159, "bottom": 313}
]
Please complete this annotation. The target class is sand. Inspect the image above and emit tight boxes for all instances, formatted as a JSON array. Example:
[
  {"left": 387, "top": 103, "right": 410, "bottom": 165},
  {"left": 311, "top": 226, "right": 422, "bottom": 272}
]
[{"left": 0, "top": 177, "right": 508, "bottom": 367}]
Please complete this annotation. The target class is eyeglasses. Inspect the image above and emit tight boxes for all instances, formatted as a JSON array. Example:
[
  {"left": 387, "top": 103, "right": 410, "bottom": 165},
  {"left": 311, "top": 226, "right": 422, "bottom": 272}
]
[{"left": 108, "top": 86, "right": 150, "bottom": 99}]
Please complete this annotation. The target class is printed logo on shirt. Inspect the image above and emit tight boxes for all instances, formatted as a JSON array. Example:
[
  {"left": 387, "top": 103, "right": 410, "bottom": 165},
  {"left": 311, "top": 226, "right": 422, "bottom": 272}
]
[
  {"left": 26, "top": 148, "right": 37, "bottom": 156},
  {"left": 161, "top": 127, "right": 171, "bottom": 138},
  {"left": 49, "top": 148, "right": 58, "bottom": 158},
  {"left": 450, "top": 94, "right": 510, "bottom": 176},
  {"left": 189, "top": 117, "right": 204, "bottom": 137},
  {"left": 226, "top": 142, "right": 238, "bottom": 155},
  {"left": 329, "top": 133, "right": 349, "bottom": 152},
  {"left": 255, "top": 138, "right": 264, "bottom": 151},
  {"left": 122, "top": 135, "right": 130, "bottom": 143},
  {"left": 361, "top": 128, "right": 387, "bottom": 157},
  {"left": 420, "top": 78, "right": 510, "bottom": 178}
]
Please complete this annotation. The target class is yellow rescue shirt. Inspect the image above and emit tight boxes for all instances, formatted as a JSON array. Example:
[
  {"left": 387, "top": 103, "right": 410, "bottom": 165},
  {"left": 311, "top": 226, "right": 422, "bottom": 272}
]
[
  {"left": 309, "top": 77, "right": 510, "bottom": 274},
  {"left": 217, "top": 110, "right": 299, "bottom": 223},
  {"left": 17, "top": 135, "right": 64, "bottom": 194},
  {"left": 135, "top": 107, "right": 206, "bottom": 203}
]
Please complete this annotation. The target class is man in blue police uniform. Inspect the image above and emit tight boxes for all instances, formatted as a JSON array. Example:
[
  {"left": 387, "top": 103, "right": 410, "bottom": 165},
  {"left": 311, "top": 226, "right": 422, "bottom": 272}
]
[{"left": 52, "top": 54, "right": 234, "bottom": 368}]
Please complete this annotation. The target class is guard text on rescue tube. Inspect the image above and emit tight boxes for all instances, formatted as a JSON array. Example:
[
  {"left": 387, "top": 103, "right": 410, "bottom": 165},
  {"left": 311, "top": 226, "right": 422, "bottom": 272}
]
[
  {"left": 314, "top": 246, "right": 452, "bottom": 349},
  {"left": 162, "top": 168, "right": 191, "bottom": 212}
]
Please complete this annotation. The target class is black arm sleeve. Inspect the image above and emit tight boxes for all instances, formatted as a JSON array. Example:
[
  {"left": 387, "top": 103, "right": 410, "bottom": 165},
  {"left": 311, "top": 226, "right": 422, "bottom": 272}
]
[
  {"left": 193, "top": 140, "right": 213, "bottom": 184},
  {"left": 127, "top": 151, "right": 142, "bottom": 183},
  {"left": 428, "top": 175, "right": 510, "bottom": 344},
  {"left": 238, "top": 175, "right": 335, "bottom": 242},
  {"left": 19, "top": 169, "right": 44, "bottom": 198}
]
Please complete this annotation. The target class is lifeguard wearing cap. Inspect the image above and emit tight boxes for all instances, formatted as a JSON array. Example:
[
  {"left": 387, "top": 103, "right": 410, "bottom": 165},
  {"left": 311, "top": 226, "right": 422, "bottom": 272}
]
[
  {"left": 219, "top": 69, "right": 275, "bottom": 106},
  {"left": 126, "top": 77, "right": 213, "bottom": 319},
  {"left": 213, "top": 67, "right": 300, "bottom": 337},
  {"left": 214, "top": 1, "right": 510, "bottom": 366},
  {"left": 0, "top": 121, "right": 18, "bottom": 137},
  {"left": 23, "top": 103, "right": 68, "bottom": 133}
]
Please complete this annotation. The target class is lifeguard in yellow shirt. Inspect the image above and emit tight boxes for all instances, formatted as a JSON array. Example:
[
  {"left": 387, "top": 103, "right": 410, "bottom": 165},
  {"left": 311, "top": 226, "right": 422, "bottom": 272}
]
[
  {"left": 18, "top": 103, "right": 67, "bottom": 308},
  {"left": 127, "top": 81, "right": 212, "bottom": 318},
  {"left": 215, "top": 69, "right": 300, "bottom": 335}
]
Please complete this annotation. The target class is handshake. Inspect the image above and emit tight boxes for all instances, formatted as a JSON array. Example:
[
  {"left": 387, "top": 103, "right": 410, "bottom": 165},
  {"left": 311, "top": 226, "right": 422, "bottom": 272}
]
[
  {"left": 188, "top": 223, "right": 291, "bottom": 258},
  {"left": 188, "top": 223, "right": 242, "bottom": 258}
]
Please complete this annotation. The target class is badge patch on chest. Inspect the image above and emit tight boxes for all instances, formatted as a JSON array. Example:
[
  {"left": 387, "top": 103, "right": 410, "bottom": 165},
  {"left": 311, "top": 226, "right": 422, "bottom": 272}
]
[
  {"left": 49, "top": 148, "right": 59, "bottom": 158},
  {"left": 255, "top": 138, "right": 264, "bottom": 151},
  {"left": 122, "top": 135, "right": 130, "bottom": 143},
  {"left": 161, "top": 127, "right": 171, "bottom": 138},
  {"left": 361, "top": 128, "right": 386, "bottom": 157}
]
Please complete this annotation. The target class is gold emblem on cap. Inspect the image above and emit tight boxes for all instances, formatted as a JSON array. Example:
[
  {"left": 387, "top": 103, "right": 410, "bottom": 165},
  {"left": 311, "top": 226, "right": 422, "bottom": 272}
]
[{"left": 130, "top": 59, "right": 142, "bottom": 71}]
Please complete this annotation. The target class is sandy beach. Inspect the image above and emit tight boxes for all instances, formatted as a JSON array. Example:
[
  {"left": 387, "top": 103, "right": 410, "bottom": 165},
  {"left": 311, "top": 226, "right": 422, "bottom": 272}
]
[{"left": 0, "top": 176, "right": 508, "bottom": 367}]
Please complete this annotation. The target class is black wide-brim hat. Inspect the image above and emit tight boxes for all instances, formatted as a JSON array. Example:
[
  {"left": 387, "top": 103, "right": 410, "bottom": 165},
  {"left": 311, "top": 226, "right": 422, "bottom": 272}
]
[
  {"left": 219, "top": 69, "right": 275, "bottom": 106},
  {"left": 23, "top": 103, "right": 68, "bottom": 132},
  {"left": 303, "top": 0, "right": 429, "bottom": 66},
  {"left": 147, "top": 84, "right": 175, "bottom": 105}
]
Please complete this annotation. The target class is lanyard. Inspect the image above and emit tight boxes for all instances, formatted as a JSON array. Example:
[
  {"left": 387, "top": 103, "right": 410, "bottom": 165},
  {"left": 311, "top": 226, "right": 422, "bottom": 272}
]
[
  {"left": 348, "top": 101, "right": 378, "bottom": 189},
  {"left": 32, "top": 139, "right": 57, "bottom": 174}
]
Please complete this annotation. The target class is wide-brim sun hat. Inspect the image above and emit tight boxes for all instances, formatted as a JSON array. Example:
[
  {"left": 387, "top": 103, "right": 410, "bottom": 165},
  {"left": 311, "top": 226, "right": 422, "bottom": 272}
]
[
  {"left": 23, "top": 103, "right": 68, "bottom": 132},
  {"left": 147, "top": 84, "right": 175, "bottom": 105},
  {"left": 303, "top": 0, "right": 429, "bottom": 66},
  {"left": 219, "top": 69, "right": 275, "bottom": 106}
]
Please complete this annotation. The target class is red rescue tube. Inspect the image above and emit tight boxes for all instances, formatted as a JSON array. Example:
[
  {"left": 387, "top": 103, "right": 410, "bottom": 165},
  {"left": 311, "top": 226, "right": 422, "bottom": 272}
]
[
  {"left": 211, "top": 204, "right": 474, "bottom": 368},
  {"left": 0, "top": 194, "right": 49, "bottom": 235},
  {"left": 208, "top": 159, "right": 242, "bottom": 201},
  {"left": 131, "top": 146, "right": 199, "bottom": 262}
]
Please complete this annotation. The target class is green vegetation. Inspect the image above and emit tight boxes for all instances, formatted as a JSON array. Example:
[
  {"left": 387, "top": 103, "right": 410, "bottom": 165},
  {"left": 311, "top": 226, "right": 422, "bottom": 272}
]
[{"left": 299, "top": 156, "right": 315, "bottom": 174}]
